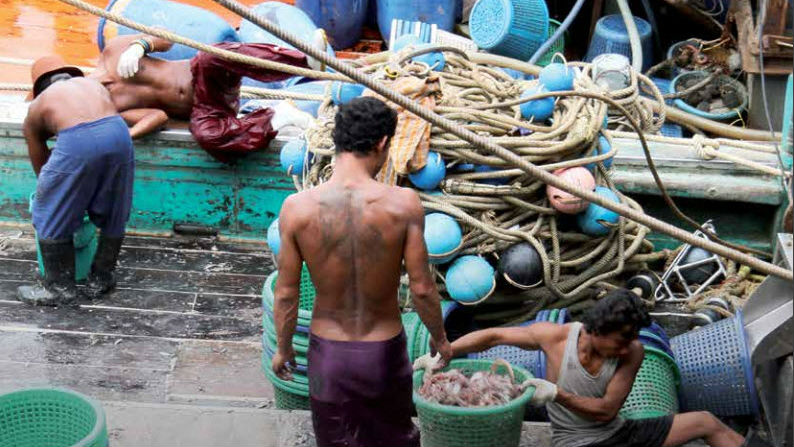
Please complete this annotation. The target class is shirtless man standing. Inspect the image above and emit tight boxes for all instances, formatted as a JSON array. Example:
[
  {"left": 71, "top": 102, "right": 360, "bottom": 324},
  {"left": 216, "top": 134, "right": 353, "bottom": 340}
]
[
  {"left": 18, "top": 56, "right": 134, "bottom": 305},
  {"left": 272, "top": 97, "right": 453, "bottom": 447},
  {"left": 89, "top": 33, "right": 324, "bottom": 162}
]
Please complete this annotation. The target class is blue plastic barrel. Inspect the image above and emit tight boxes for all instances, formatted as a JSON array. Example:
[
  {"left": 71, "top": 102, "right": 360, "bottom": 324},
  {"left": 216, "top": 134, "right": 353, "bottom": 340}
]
[
  {"left": 585, "top": 15, "right": 653, "bottom": 72},
  {"left": 469, "top": 0, "right": 549, "bottom": 61},
  {"left": 97, "top": 0, "right": 239, "bottom": 60},
  {"left": 239, "top": 2, "right": 335, "bottom": 94},
  {"left": 296, "top": 0, "right": 367, "bottom": 50},
  {"left": 375, "top": 0, "right": 456, "bottom": 42}
]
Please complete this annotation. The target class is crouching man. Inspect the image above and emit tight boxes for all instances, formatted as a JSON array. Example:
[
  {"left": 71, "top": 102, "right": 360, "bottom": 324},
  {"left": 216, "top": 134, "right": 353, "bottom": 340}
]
[
  {"left": 17, "top": 56, "right": 134, "bottom": 306},
  {"left": 419, "top": 289, "right": 746, "bottom": 447}
]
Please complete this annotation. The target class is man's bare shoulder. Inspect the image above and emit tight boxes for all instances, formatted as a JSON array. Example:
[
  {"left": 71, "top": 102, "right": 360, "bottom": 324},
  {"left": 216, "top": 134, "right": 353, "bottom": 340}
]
[
  {"left": 386, "top": 185, "right": 423, "bottom": 214},
  {"left": 281, "top": 190, "right": 316, "bottom": 216}
]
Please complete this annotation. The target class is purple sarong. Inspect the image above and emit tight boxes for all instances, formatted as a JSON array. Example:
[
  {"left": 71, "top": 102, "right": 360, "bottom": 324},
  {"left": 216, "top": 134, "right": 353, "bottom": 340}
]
[{"left": 307, "top": 331, "right": 420, "bottom": 447}]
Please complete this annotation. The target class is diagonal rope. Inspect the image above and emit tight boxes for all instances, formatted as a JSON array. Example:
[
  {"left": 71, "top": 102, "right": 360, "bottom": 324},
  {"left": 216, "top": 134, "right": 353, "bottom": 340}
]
[
  {"left": 208, "top": 0, "right": 791, "bottom": 281},
  {"left": 57, "top": 0, "right": 349, "bottom": 82}
]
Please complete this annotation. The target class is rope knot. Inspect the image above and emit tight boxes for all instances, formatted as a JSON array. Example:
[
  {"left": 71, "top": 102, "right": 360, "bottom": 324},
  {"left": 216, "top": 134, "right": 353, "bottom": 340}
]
[{"left": 693, "top": 135, "right": 718, "bottom": 160}]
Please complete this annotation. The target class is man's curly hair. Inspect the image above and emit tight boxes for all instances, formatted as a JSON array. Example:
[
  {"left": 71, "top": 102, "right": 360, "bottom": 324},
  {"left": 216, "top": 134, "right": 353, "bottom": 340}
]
[
  {"left": 333, "top": 97, "right": 397, "bottom": 154},
  {"left": 582, "top": 289, "right": 651, "bottom": 336}
]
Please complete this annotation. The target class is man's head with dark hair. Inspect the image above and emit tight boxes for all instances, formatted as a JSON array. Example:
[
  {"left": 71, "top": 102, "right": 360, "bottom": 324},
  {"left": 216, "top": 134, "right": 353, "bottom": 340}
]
[
  {"left": 333, "top": 97, "right": 397, "bottom": 159},
  {"left": 582, "top": 289, "right": 652, "bottom": 357}
]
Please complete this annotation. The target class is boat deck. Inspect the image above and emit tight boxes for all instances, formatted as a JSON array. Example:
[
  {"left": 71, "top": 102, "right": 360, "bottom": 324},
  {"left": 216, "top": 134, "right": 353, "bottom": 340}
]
[{"left": 0, "top": 228, "right": 275, "bottom": 404}]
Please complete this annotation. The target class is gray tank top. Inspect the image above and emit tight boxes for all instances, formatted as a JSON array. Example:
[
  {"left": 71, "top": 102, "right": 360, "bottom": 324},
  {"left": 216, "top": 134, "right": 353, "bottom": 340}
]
[{"left": 546, "top": 323, "right": 625, "bottom": 447}]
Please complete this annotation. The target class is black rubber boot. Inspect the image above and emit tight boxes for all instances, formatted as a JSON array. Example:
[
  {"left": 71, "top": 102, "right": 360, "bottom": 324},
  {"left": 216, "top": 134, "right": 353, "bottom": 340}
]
[
  {"left": 84, "top": 235, "right": 124, "bottom": 299},
  {"left": 17, "top": 238, "right": 83, "bottom": 306}
]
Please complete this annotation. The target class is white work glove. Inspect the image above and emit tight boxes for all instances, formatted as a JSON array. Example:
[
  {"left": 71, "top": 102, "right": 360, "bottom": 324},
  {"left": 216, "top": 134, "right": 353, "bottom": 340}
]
[
  {"left": 117, "top": 43, "right": 146, "bottom": 79},
  {"left": 522, "top": 377, "right": 558, "bottom": 406},
  {"left": 413, "top": 353, "right": 443, "bottom": 381},
  {"left": 306, "top": 29, "right": 327, "bottom": 72},
  {"left": 270, "top": 100, "right": 314, "bottom": 132}
]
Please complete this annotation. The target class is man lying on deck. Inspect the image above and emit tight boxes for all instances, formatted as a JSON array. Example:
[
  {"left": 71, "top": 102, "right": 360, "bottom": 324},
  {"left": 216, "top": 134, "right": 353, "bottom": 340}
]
[
  {"left": 272, "top": 97, "right": 453, "bottom": 447},
  {"left": 420, "top": 289, "right": 746, "bottom": 447},
  {"left": 18, "top": 56, "right": 133, "bottom": 306},
  {"left": 89, "top": 32, "right": 325, "bottom": 162}
]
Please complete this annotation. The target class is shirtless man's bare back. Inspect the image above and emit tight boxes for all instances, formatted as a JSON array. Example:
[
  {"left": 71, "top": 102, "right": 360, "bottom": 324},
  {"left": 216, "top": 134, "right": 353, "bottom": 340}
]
[{"left": 273, "top": 97, "right": 452, "bottom": 447}]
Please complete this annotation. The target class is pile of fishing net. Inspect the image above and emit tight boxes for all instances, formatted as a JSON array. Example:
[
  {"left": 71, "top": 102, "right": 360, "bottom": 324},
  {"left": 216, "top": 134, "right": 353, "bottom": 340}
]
[
  {"left": 287, "top": 44, "right": 670, "bottom": 321},
  {"left": 418, "top": 360, "right": 528, "bottom": 407}
]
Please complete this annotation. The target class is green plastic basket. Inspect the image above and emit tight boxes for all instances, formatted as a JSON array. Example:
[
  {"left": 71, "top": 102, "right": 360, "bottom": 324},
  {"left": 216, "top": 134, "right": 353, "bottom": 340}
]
[
  {"left": 619, "top": 346, "right": 680, "bottom": 420},
  {"left": 402, "top": 312, "right": 422, "bottom": 361},
  {"left": 262, "top": 266, "right": 316, "bottom": 319},
  {"left": 413, "top": 324, "right": 431, "bottom": 361},
  {"left": 413, "top": 359, "right": 535, "bottom": 447},
  {"left": 262, "top": 356, "right": 311, "bottom": 411},
  {"left": 263, "top": 314, "right": 310, "bottom": 353},
  {"left": 0, "top": 388, "right": 108, "bottom": 447},
  {"left": 537, "top": 19, "right": 566, "bottom": 67}
]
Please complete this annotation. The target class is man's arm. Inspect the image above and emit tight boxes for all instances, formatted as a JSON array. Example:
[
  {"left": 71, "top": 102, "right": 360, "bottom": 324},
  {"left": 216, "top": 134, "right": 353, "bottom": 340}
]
[
  {"left": 554, "top": 342, "right": 644, "bottom": 422},
  {"left": 271, "top": 196, "right": 303, "bottom": 379},
  {"left": 22, "top": 102, "right": 52, "bottom": 176},
  {"left": 450, "top": 322, "right": 561, "bottom": 357},
  {"left": 121, "top": 108, "right": 169, "bottom": 139},
  {"left": 402, "top": 189, "right": 452, "bottom": 364},
  {"left": 105, "top": 34, "right": 175, "bottom": 54}
]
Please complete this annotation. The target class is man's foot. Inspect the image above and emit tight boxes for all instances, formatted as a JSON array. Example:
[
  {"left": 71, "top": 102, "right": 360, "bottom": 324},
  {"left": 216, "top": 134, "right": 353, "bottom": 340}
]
[
  {"left": 84, "top": 235, "right": 124, "bottom": 299},
  {"left": 17, "top": 282, "right": 79, "bottom": 306},
  {"left": 306, "top": 29, "right": 328, "bottom": 72},
  {"left": 18, "top": 238, "right": 85, "bottom": 306}
]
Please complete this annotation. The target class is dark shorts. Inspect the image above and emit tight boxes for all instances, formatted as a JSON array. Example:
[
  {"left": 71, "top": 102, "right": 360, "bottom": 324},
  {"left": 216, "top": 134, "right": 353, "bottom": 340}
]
[
  {"left": 189, "top": 43, "right": 308, "bottom": 163},
  {"left": 586, "top": 415, "right": 674, "bottom": 447},
  {"left": 33, "top": 115, "right": 134, "bottom": 239},
  {"left": 307, "top": 331, "right": 419, "bottom": 447}
]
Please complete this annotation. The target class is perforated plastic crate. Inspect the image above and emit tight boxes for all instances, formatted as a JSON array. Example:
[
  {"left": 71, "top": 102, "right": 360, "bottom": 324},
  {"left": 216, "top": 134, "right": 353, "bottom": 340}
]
[
  {"left": 469, "top": 0, "right": 548, "bottom": 61},
  {"left": 585, "top": 15, "right": 653, "bottom": 71}
]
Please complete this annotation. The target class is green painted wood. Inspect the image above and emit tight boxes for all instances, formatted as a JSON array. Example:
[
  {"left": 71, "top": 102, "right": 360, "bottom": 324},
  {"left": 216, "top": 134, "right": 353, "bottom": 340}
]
[{"left": 0, "top": 128, "right": 294, "bottom": 240}]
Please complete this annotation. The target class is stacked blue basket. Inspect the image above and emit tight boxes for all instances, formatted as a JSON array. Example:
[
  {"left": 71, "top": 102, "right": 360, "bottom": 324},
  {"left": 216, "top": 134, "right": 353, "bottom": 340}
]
[
  {"left": 670, "top": 311, "right": 759, "bottom": 417},
  {"left": 585, "top": 15, "right": 653, "bottom": 72},
  {"left": 469, "top": 0, "right": 549, "bottom": 61},
  {"left": 468, "top": 308, "right": 568, "bottom": 379}
]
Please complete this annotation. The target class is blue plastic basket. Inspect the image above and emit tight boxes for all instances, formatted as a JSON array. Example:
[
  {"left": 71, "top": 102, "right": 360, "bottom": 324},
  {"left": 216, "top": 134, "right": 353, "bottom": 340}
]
[
  {"left": 469, "top": 0, "right": 549, "bottom": 61},
  {"left": 670, "top": 71, "right": 747, "bottom": 121},
  {"left": 585, "top": 15, "right": 653, "bottom": 72},
  {"left": 670, "top": 311, "right": 759, "bottom": 416},
  {"left": 659, "top": 123, "right": 684, "bottom": 138},
  {"left": 469, "top": 344, "right": 544, "bottom": 379}
]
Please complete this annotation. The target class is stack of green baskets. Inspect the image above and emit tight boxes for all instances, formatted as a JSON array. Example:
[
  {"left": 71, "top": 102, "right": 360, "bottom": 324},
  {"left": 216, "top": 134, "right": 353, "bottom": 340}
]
[
  {"left": 619, "top": 346, "right": 680, "bottom": 419},
  {"left": 406, "top": 301, "right": 459, "bottom": 362},
  {"left": 536, "top": 19, "right": 566, "bottom": 67},
  {"left": 413, "top": 359, "right": 535, "bottom": 447},
  {"left": 261, "top": 267, "right": 315, "bottom": 410},
  {"left": 0, "top": 388, "right": 108, "bottom": 447}
]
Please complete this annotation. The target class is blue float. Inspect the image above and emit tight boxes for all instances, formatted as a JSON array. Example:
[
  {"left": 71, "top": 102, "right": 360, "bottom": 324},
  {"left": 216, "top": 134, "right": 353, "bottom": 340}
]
[
  {"left": 280, "top": 140, "right": 311, "bottom": 175},
  {"left": 424, "top": 213, "right": 463, "bottom": 264},
  {"left": 445, "top": 256, "right": 496, "bottom": 304},
  {"left": 376, "top": 0, "right": 456, "bottom": 42},
  {"left": 295, "top": 0, "right": 367, "bottom": 50},
  {"left": 267, "top": 219, "right": 281, "bottom": 256},
  {"left": 585, "top": 135, "right": 613, "bottom": 171},
  {"left": 331, "top": 82, "right": 367, "bottom": 105},
  {"left": 409, "top": 152, "right": 446, "bottom": 190},
  {"left": 520, "top": 86, "right": 555, "bottom": 122},
  {"left": 539, "top": 63, "right": 575, "bottom": 92},
  {"left": 98, "top": 0, "right": 239, "bottom": 60},
  {"left": 577, "top": 186, "right": 621, "bottom": 236},
  {"left": 412, "top": 44, "right": 446, "bottom": 71}
]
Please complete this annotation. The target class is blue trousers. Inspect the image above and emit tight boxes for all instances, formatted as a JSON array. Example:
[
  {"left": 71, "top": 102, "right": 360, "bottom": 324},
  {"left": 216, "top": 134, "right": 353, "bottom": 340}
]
[{"left": 33, "top": 115, "right": 134, "bottom": 239}]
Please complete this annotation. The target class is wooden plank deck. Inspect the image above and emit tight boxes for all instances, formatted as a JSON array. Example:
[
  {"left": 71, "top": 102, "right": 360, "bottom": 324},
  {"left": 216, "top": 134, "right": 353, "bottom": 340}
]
[{"left": 0, "top": 228, "right": 276, "bottom": 408}]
